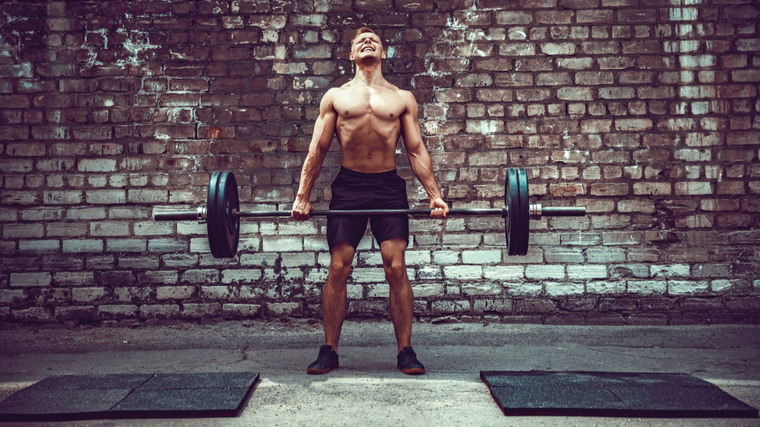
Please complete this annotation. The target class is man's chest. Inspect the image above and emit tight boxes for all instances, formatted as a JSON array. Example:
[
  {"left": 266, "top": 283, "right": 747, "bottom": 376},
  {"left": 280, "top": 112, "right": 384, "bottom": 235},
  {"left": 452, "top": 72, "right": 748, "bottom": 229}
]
[{"left": 333, "top": 87, "right": 406, "bottom": 120}]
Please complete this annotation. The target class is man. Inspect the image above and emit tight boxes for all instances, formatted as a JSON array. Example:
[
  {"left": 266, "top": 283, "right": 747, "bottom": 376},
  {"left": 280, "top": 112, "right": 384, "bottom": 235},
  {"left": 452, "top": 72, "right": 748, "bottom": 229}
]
[{"left": 291, "top": 27, "right": 449, "bottom": 375}]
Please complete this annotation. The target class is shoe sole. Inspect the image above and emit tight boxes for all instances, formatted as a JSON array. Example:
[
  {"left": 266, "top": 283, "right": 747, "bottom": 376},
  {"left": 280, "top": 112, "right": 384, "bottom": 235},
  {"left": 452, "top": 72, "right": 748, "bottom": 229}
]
[
  {"left": 307, "top": 364, "right": 338, "bottom": 374},
  {"left": 397, "top": 365, "right": 425, "bottom": 375}
]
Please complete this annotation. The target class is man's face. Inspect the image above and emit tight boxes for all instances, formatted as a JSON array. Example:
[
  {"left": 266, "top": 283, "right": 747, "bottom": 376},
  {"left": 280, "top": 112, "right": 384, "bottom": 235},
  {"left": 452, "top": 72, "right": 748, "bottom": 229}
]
[{"left": 350, "top": 32, "right": 385, "bottom": 63}]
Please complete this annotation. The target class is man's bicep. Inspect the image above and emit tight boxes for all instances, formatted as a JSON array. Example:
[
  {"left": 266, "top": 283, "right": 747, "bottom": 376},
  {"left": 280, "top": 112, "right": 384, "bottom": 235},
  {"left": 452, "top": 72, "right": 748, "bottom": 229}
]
[
  {"left": 313, "top": 90, "right": 338, "bottom": 149},
  {"left": 400, "top": 96, "right": 424, "bottom": 155}
]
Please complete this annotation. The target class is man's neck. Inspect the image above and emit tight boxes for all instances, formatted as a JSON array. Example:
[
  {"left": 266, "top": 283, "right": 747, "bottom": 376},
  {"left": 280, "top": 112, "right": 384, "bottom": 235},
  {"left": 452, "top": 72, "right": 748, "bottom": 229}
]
[{"left": 353, "top": 61, "right": 384, "bottom": 86}]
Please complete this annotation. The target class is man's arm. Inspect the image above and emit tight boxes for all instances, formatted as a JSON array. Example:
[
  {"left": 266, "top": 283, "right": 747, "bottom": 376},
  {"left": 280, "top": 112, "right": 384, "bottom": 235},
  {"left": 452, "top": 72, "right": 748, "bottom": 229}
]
[
  {"left": 291, "top": 89, "right": 338, "bottom": 220},
  {"left": 399, "top": 91, "right": 449, "bottom": 219}
]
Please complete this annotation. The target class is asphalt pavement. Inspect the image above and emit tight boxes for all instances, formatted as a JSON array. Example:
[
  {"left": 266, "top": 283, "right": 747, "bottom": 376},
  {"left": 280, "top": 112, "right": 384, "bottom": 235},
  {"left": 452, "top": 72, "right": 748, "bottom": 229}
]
[{"left": 0, "top": 320, "right": 758, "bottom": 426}]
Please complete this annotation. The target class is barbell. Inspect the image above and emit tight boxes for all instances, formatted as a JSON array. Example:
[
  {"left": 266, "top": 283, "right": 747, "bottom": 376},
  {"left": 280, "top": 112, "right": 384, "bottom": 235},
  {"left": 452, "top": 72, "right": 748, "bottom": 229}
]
[{"left": 153, "top": 168, "right": 585, "bottom": 258}]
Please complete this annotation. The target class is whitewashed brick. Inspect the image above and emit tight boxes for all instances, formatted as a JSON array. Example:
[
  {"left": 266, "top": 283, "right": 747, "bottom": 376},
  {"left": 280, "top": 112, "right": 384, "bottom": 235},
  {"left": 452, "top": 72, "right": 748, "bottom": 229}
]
[
  {"left": 190, "top": 237, "right": 211, "bottom": 254},
  {"left": 505, "top": 282, "right": 542, "bottom": 296},
  {"left": 97, "top": 305, "right": 139, "bottom": 318},
  {"left": 443, "top": 265, "right": 483, "bottom": 280},
  {"left": 586, "top": 247, "right": 626, "bottom": 263},
  {"left": 418, "top": 265, "right": 443, "bottom": 280},
  {"left": 304, "top": 236, "right": 329, "bottom": 251},
  {"left": 240, "top": 253, "right": 279, "bottom": 267},
  {"left": 13, "top": 307, "right": 53, "bottom": 321},
  {"left": 86, "top": 190, "right": 126, "bottom": 204},
  {"left": 587, "top": 281, "right": 626, "bottom": 294},
  {"left": 351, "top": 267, "right": 386, "bottom": 283},
  {"left": 306, "top": 268, "right": 329, "bottom": 283},
  {"left": 545, "top": 281, "right": 584, "bottom": 296},
  {"left": 106, "top": 239, "right": 146, "bottom": 252},
  {"left": 278, "top": 221, "right": 318, "bottom": 235},
  {"left": 134, "top": 221, "right": 174, "bottom": 236},
  {"left": 432, "top": 300, "right": 470, "bottom": 315},
  {"left": 281, "top": 253, "right": 315, "bottom": 267},
  {"left": 221, "top": 269, "right": 262, "bottom": 284},
  {"left": 91, "top": 221, "right": 130, "bottom": 236},
  {"left": 712, "top": 279, "right": 751, "bottom": 293},
  {"left": 62, "top": 239, "right": 103, "bottom": 253},
  {"left": 433, "top": 250, "right": 460, "bottom": 264},
  {"left": 177, "top": 222, "right": 207, "bottom": 235},
  {"left": 651, "top": 264, "right": 690, "bottom": 278},
  {"left": 201, "top": 286, "right": 236, "bottom": 300},
  {"left": 610, "top": 264, "right": 650, "bottom": 278},
  {"left": 157, "top": 286, "right": 194, "bottom": 300},
  {"left": 268, "top": 302, "right": 302, "bottom": 316},
  {"left": 668, "top": 280, "right": 709, "bottom": 295},
  {"left": 544, "top": 249, "right": 585, "bottom": 263},
  {"left": 462, "top": 249, "right": 502, "bottom": 264},
  {"left": 181, "top": 269, "right": 219, "bottom": 284},
  {"left": 627, "top": 280, "right": 666, "bottom": 294},
  {"left": 223, "top": 304, "right": 261, "bottom": 317},
  {"left": 19, "top": 240, "right": 60, "bottom": 254},
  {"left": 263, "top": 236, "right": 303, "bottom": 252},
  {"left": 463, "top": 282, "right": 503, "bottom": 295},
  {"left": 72, "top": 287, "right": 107, "bottom": 302},
  {"left": 567, "top": 265, "right": 607, "bottom": 280},
  {"left": 368, "top": 284, "right": 389, "bottom": 298},
  {"left": 483, "top": 265, "right": 524, "bottom": 281},
  {"left": 53, "top": 271, "right": 94, "bottom": 286},
  {"left": 10, "top": 272, "right": 51, "bottom": 287},
  {"left": 525, "top": 265, "right": 565, "bottom": 280},
  {"left": 412, "top": 283, "right": 445, "bottom": 298},
  {"left": 3, "top": 223, "right": 44, "bottom": 239},
  {"left": 141, "top": 304, "right": 181, "bottom": 318},
  {"left": 405, "top": 250, "right": 432, "bottom": 266}
]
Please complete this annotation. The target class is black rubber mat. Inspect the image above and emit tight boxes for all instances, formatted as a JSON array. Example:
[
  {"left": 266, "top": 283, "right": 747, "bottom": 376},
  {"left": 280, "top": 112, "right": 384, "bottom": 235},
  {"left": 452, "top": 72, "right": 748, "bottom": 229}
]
[
  {"left": 481, "top": 371, "right": 759, "bottom": 418},
  {"left": 0, "top": 372, "right": 259, "bottom": 422}
]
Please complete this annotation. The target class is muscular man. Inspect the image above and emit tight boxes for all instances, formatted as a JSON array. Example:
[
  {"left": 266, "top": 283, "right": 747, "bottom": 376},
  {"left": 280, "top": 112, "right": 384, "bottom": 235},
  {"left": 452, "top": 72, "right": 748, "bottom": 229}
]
[{"left": 291, "top": 27, "right": 449, "bottom": 375}]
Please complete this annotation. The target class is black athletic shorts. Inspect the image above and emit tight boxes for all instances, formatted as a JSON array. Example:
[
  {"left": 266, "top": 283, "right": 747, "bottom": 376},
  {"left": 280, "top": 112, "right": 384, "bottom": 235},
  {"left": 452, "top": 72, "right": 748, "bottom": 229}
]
[{"left": 327, "top": 167, "right": 409, "bottom": 250}]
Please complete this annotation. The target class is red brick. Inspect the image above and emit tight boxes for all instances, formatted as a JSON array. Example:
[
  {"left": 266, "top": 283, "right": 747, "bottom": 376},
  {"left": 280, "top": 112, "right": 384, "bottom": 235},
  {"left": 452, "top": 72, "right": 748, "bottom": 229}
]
[
  {"left": 0, "top": 95, "right": 30, "bottom": 109},
  {"left": 0, "top": 126, "right": 29, "bottom": 140},
  {"left": 576, "top": 10, "right": 614, "bottom": 23},
  {"left": 617, "top": 9, "right": 656, "bottom": 23},
  {"left": 536, "top": 11, "right": 574, "bottom": 24},
  {"left": 590, "top": 183, "right": 629, "bottom": 196},
  {"left": 727, "top": 131, "right": 760, "bottom": 146}
]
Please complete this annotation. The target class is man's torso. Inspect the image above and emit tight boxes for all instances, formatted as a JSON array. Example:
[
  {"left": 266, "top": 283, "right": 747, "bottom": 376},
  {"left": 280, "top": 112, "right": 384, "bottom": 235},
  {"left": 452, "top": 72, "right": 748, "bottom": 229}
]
[{"left": 330, "top": 82, "right": 408, "bottom": 174}]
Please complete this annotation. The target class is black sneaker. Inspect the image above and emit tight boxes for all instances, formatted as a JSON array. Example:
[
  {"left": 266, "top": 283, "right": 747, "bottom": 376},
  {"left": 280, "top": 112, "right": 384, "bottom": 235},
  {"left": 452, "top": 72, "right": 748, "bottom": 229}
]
[
  {"left": 307, "top": 345, "right": 339, "bottom": 374},
  {"left": 397, "top": 346, "right": 425, "bottom": 375}
]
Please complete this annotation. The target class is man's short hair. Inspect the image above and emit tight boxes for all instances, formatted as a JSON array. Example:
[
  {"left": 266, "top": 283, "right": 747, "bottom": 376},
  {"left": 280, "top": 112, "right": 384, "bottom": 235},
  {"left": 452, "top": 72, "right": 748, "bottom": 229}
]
[{"left": 352, "top": 27, "right": 377, "bottom": 44}]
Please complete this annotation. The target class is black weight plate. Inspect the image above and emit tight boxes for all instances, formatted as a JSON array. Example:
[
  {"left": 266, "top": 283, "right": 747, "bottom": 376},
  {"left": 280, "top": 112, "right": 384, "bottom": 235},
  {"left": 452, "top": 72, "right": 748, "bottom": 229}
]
[
  {"left": 222, "top": 171, "right": 240, "bottom": 257},
  {"left": 516, "top": 168, "right": 529, "bottom": 255},
  {"left": 506, "top": 168, "right": 529, "bottom": 256},
  {"left": 207, "top": 171, "right": 222, "bottom": 258},
  {"left": 506, "top": 169, "right": 518, "bottom": 256},
  {"left": 207, "top": 172, "right": 240, "bottom": 258}
]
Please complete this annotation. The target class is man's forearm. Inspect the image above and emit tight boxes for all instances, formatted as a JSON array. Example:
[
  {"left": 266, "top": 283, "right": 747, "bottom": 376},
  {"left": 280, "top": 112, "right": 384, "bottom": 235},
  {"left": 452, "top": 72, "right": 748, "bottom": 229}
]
[
  {"left": 296, "top": 149, "right": 327, "bottom": 200},
  {"left": 409, "top": 150, "right": 443, "bottom": 201}
]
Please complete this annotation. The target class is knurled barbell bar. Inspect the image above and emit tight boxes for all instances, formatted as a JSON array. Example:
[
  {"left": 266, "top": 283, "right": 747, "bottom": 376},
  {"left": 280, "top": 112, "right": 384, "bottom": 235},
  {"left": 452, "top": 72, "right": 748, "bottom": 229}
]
[{"left": 153, "top": 168, "right": 586, "bottom": 258}]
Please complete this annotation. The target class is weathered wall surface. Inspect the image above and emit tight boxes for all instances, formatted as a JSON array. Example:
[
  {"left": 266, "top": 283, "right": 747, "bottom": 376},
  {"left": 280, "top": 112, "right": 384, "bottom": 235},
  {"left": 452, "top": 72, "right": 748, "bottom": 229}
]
[{"left": 1, "top": 0, "right": 759, "bottom": 325}]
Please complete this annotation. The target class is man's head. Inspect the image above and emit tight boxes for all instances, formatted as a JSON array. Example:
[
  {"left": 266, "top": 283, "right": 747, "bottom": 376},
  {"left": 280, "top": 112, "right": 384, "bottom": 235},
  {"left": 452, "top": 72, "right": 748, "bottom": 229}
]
[{"left": 349, "top": 27, "right": 385, "bottom": 64}]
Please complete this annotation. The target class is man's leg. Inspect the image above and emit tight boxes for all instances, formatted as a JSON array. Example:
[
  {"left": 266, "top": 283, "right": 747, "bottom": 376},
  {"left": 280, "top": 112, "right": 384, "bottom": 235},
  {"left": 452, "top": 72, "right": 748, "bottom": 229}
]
[
  {"left": 323, "top": 241, "right": 355, "bottom": 353},
  {"left": 380, "top": 237, "right": 413, "bottom": 353}
]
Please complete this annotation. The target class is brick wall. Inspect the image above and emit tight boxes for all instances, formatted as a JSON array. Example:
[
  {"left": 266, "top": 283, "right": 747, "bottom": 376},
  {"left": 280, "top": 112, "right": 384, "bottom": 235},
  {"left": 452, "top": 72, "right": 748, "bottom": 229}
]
[{"left": 1, "top": 0, "right": 758, "bottom": 325}]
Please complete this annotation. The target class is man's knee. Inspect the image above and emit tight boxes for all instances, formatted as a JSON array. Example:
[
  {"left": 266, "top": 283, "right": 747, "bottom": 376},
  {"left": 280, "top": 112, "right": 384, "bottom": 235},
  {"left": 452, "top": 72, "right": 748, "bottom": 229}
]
[
  {"left": 329, "top": 242, "right": 355, "bottom": 278},
  {"left": 380, "top": 239, "right": 408, "bottom": 284},
  {"left": 383, "top": 259, "right": 407, "bottom": 284}
]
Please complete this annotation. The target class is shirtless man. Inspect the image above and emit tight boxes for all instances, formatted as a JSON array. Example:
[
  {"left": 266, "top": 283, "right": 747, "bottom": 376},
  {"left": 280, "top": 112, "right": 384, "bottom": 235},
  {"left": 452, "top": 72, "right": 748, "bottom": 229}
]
[{"left": 291, "top": 27, "right": 449, "bottom": 375}]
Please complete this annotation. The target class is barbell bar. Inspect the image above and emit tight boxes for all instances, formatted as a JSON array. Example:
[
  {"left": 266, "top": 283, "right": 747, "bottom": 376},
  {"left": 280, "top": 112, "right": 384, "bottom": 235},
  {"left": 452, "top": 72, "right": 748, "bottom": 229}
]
[{"left": 153, "top": 168, "right": 586, "bottom": 258}]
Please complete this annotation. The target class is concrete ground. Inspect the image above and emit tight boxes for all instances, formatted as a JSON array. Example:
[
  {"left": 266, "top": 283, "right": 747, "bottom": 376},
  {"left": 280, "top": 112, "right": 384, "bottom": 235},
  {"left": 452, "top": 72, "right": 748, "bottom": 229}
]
[{"left": 0, "top": 320, "right": 758, "bottom": 426}]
